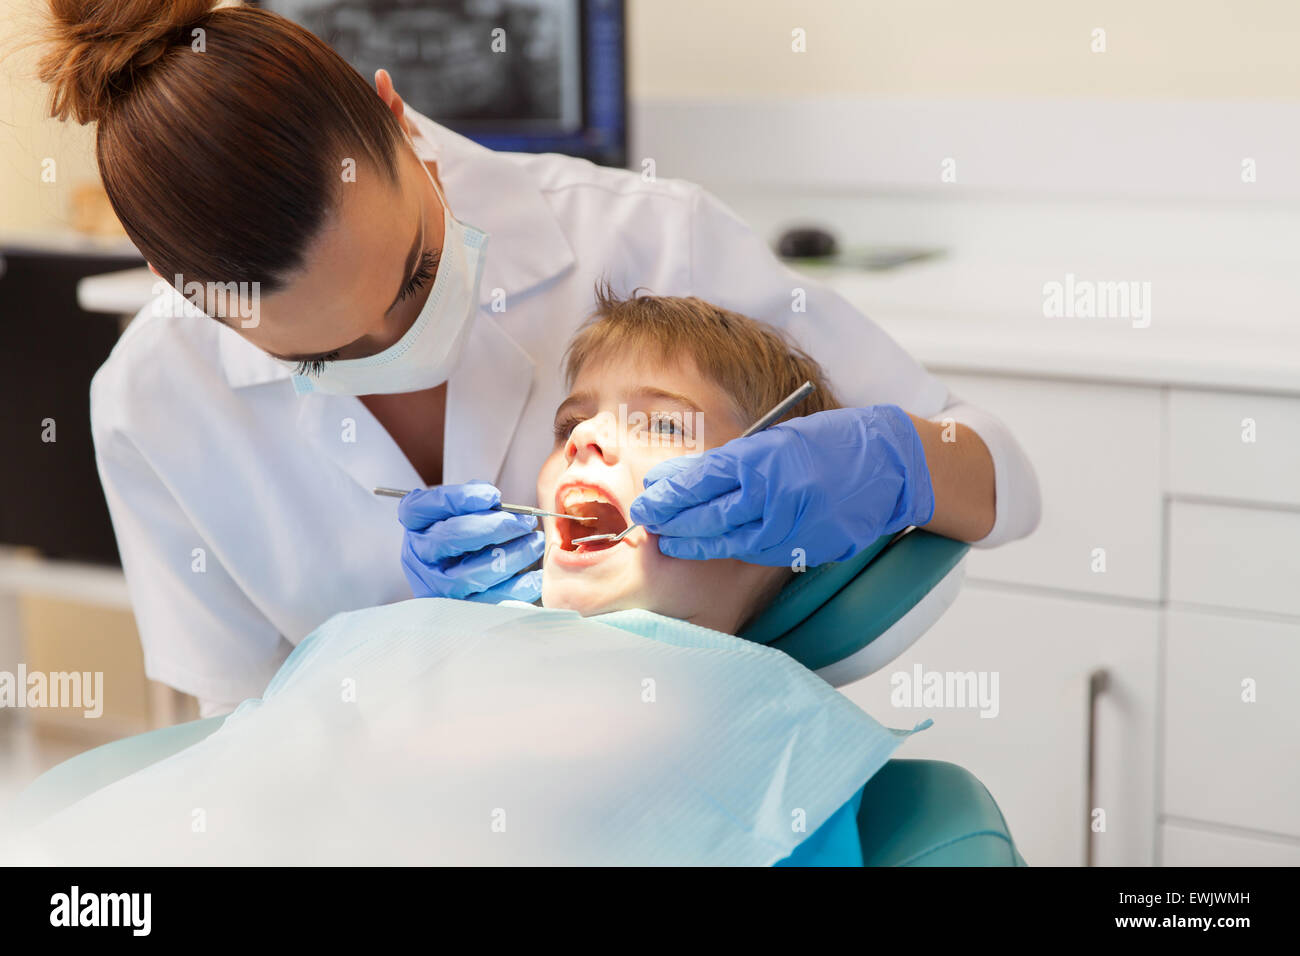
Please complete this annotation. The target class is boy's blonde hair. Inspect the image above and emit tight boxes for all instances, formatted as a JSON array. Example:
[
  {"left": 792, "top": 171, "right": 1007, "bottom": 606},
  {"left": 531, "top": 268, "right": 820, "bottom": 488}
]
[{"left": 565, "top": 284, "right": 841, "bottom": 427}]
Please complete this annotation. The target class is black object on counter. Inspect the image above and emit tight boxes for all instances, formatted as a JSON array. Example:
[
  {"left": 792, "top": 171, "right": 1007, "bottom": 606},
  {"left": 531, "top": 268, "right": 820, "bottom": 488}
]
[{"left": 0, "top": 245, "right": 145, "bottom": 565}]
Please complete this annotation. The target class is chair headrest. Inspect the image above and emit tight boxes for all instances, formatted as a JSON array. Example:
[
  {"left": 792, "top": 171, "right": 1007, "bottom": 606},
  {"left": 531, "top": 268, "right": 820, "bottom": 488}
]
[
  {"left": 739, "top": 533, "right": 896, "bottom": 645},
  {"left": 738, "top": 529, "right": 970, "bottom": 674}
]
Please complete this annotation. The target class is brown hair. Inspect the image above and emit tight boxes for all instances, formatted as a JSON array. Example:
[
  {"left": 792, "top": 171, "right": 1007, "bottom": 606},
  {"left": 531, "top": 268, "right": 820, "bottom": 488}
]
[
  {"left": 565, "top": 284, "right": 842, "bottom": 428},
  {"left": 39, "top": 0, "right": 404, "bottom": 295}
]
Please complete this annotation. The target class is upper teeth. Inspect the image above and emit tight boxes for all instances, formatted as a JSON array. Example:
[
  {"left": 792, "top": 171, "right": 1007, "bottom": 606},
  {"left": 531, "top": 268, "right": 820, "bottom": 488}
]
[{"left": 562, "top": 487, "right": 612, "bottom": 511}]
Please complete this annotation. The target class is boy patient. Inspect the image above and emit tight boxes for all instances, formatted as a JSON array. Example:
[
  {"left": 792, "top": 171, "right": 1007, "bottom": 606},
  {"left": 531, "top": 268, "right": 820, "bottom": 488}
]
[
  {"left": 538, "top": 286, "right": 841, "bottom": 635},
  {"left": 6, "top": 292, "right": 893, "bottom": 868}
]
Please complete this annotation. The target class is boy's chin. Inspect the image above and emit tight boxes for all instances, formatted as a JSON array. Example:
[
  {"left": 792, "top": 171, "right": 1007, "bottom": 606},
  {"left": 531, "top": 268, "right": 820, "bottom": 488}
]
[
  {"left": 541, "top": 576, "right": 646, "bottom": 619},
  {"left": 541, "top": 581, "right": 612, "bottom": 618}
]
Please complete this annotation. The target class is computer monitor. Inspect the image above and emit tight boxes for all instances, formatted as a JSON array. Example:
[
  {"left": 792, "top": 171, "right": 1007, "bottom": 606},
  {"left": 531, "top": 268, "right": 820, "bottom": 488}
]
[{"left": 261, "top": 0, "right": 627, "bottom": 167}]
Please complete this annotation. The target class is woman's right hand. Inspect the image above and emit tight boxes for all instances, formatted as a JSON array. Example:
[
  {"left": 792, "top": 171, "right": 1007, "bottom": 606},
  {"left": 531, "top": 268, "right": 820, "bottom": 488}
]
[{"left": 398, "top": 482, "right": 544, "bottom": 603}]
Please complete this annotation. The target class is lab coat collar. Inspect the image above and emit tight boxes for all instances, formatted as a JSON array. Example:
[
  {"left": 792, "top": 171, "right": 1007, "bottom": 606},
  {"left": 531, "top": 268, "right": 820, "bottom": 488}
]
[
  {"left": 443, "top": 311, "right": 536, "bottom": 486},
  {"left": 216, "top": 113, "right": 572, "bottom": 392}
]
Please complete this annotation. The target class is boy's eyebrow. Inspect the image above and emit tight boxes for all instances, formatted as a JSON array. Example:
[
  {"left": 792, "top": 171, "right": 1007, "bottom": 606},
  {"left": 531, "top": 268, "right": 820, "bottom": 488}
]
[
  {"left": 626, "top": 387, "right": 704, "bottom": 413},
  {"left": 553, "top": 386, "right": 704, "bottom": 420},
  {"left": 553, "top": 390, "right": 595, "bottom": 422}
]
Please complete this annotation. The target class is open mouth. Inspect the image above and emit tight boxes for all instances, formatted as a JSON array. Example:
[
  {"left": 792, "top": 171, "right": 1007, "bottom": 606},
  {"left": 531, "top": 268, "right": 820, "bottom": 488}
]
[{"left": 555, "top": 482, "right": 631, "bottom": 554}]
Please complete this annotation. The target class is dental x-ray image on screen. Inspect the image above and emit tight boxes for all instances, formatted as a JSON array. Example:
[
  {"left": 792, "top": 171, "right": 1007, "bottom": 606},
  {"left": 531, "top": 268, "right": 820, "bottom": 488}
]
[{"left": 266, "top": 0, "right": 582, "bottom": 132}]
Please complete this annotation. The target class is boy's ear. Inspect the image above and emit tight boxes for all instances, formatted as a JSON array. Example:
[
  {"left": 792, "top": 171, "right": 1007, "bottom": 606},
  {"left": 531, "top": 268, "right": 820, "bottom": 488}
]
[{"left": 147, "top": 262, "right": 163, "bottom": 279}]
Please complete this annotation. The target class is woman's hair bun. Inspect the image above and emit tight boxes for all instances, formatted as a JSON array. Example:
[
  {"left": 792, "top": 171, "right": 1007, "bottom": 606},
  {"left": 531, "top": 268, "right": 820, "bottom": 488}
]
[{"left": 41, "top": 0, "right": 220, "bottom": 125}]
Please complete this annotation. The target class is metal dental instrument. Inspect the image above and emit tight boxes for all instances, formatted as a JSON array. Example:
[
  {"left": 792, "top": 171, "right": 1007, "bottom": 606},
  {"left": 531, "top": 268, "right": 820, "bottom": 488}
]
[
  {"left": 571, "top": 380, "right": 818, "bottom": 546},
  {"left": 372, "top": 487, "right": 596, "bottom": 523},
  {"left": 569, "top": 518, "right": 640, "bottom": 546},
  {"left": 736, "top": 380, "right": 817, "bottom": 439}
]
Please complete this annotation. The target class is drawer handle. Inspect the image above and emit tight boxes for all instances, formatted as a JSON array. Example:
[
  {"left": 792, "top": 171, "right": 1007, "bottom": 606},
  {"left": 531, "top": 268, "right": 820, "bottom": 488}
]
[{"left": 1085, "top": 668, "right": 1110, "bottom": 867}]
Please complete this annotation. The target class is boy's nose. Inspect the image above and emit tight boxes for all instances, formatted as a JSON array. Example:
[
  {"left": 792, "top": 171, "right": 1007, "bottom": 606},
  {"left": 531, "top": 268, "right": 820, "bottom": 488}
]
[{"left": 567, "top": 411, "right": 621, "bottom": 464}]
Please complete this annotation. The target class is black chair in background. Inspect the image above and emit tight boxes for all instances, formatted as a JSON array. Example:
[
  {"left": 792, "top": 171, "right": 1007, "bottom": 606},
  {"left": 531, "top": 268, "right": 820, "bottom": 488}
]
[{"left": 0, "top": 246, "right": 144, "bottom": 565}]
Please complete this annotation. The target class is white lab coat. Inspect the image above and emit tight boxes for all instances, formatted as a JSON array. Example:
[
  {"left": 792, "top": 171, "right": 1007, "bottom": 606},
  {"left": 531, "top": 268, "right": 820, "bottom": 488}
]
[{"left": 90, "top": 110, "right": 1040, "bottom": 715}]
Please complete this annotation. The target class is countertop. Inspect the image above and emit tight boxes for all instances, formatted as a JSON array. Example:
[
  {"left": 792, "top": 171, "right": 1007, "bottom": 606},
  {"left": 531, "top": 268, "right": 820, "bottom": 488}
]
[
  {"left": 76, "top": 255, "right": 1300, "bottom": 396},
  {"left": 814, "top": 254, "right": 1300, "bottom": 395}
]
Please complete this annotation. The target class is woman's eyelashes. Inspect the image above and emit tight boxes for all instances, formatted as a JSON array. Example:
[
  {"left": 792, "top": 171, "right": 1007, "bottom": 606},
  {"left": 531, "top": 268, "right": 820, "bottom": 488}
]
[
  {"left": 292, "top": 250, "right": 439, "bottom": 377},
  {"left": 397, "top": 249, "right": 440, "bottom": 303},
  {"left": 294, "top": 350, "right": 341, "bottom": 377}
]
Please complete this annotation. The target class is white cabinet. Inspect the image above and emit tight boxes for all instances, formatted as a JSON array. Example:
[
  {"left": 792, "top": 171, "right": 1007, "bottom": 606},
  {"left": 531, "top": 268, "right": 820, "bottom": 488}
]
[
  {"left": 886, "top": 372, "right": 1300, "bottom": 866},
  {"left": 1162, "top": 824, "right": 1300, "bottom": 867},
  {"left": 941, "top": 374, "right": 1163, "bottom": 601},
  {"left": 1168, "top": 502, "right": 1300, "bottom": 618},
  {"left": 1163, "top": 609, "right": 1300, "bottom": 839},
  {"left": 841, "top": 584, "right": 1159, "bottom": 866},
  {"left": 1167, "top": 389, "right": 1300, "bottom": 507},
  {"left": 829, "top": 263, "right": 1300, "bottom": 866}
]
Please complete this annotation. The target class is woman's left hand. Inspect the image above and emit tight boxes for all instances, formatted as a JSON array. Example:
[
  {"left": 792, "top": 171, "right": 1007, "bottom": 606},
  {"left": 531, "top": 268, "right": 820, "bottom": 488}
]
[{"left": 627, "top": 405, "right": 935, "bottom": 567}]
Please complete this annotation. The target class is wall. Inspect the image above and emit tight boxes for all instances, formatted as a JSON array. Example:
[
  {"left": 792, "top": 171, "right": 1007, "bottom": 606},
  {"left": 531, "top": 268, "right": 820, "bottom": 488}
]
[
  {"left": 5, "top": 1, "right": 1300, "bottom": 233},
  {"left": 627, "top": 0, "right": 1300, "bottom": 101},
  {"left": 0, "top": 0, "right": 98, "bottom": 234}
]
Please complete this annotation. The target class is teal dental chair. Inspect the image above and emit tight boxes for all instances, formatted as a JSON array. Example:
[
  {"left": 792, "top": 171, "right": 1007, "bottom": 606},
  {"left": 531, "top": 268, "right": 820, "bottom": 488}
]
[
  {"left": 13, "top": 529, "right": 1024, "bottom": 866},
  {"left": 740, "top": 528, "right": 1025, "bottom": 866}
]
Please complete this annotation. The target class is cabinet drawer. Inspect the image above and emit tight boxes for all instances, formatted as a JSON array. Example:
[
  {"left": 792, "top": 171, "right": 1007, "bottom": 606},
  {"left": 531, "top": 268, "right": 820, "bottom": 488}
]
[
  {"left": 843, "top": 584, "right": 1158, "bottom": 866},
  {"left": 1168, "top": 501, "right": 1300, "bottom": 617},
  {"left": 1163, "top": 610, "right": 1300, "bottom": 838},
  {"left": 1162, "top": 823, "right": 1300, "bottom": 866},
  {"left": 1168, "top": 389, "right": 1300, "bottom": 507},
  {"left": 940, "top": 374, "right": 1162, "bottom": 600}
]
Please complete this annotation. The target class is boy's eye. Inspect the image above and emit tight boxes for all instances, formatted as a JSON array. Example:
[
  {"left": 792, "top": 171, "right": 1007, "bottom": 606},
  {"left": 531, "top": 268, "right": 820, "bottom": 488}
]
[{"left": 648, "top": 413, "right": 683, "bottom": 435}]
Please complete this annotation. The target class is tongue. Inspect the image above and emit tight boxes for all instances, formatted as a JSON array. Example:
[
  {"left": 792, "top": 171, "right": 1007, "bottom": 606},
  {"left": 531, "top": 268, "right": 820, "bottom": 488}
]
[{"left": 562, "top": 501, "right": 627, "bottom": 549}]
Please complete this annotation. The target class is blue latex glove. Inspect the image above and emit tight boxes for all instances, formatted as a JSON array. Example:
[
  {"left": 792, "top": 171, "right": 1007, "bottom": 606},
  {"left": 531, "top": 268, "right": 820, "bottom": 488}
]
[
  {"left": 399, "top": 481, "right": 544, "bottom": 603},
  {"left": 628, "top": 405, "right": 936, "bottom": 567}
]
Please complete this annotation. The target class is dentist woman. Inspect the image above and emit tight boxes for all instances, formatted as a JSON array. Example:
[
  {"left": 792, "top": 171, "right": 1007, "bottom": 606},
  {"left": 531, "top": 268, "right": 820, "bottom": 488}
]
[{"left": 43, "top": 0, "right": 1039, "bottom": 717}]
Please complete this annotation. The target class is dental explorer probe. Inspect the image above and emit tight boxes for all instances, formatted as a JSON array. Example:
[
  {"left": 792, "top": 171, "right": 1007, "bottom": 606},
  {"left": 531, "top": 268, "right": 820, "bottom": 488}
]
[
  {"left": 571, "top": 380, "right": 817, "bottom": 545},
  {"left": 372, "top": 487, "right": 596, "bottom": 523}
]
